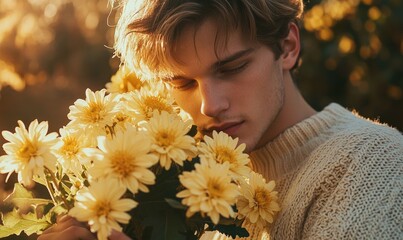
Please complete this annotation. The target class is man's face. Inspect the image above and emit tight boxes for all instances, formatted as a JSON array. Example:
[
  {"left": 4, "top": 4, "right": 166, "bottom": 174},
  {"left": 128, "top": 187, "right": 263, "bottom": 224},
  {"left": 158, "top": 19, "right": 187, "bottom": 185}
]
[{"left": 166, "top": 18, "right": 286, "bottom": 153}]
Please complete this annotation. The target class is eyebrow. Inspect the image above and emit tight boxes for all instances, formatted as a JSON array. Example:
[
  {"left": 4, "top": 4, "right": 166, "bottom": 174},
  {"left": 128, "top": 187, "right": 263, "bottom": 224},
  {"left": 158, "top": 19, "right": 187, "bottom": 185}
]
[
  {"left": 213, "top": 47, "right": 255, "bottom": 69},
  {"left": 167, "top": 47, "right": 255, "bottom": 81}
]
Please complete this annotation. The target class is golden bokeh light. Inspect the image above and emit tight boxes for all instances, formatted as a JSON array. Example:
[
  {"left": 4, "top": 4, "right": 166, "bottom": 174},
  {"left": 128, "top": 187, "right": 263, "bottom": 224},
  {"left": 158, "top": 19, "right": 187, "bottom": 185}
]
[
  {"left": 0, "top": 0, "right": 112, "bottom": 92},
  {"left": 364, "top": 20, "right": 376, "bottom": 33},
  {"left": 339, "top": 35, "right": 356, "bottom": 54},
  {"left": 0, "top": 61, "right": 25, "bottom": 91},
  {"left": 318, "top": 28, "right": 334, "bottom": 41},
  {"left": 44, "top": 4, "right": 58, "bottom": 19},
  {"left": 368, "top": 6, "right": 382, "bottom": 20},
  {"left": 369, "top": 35, "right": 382, "bottom": 55},
  {"left": 304, "top": 0, "right": 361, "bottom": 33},
  {"left": 360, "top": 45, "right": 372, "bottom": 59},
  {"left": 388, "top": 86, "right": 403, "bottom": 100},
  {"left": 361, "top": 0, "right": 373, "bottom": 5},
  {"left": 349, "top": 66, "right": 366, "bottom": 86}
]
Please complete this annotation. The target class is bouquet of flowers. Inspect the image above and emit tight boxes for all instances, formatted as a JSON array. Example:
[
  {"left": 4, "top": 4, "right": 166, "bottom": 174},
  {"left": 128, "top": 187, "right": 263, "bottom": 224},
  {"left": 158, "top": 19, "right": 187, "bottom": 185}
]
[{"left": 0, "top": 66, "right": 280, "bottom": 240}]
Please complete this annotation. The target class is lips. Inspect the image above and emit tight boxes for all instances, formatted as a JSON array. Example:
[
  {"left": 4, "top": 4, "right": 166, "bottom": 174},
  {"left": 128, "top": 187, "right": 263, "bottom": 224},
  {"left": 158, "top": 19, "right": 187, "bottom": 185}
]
[{"left": 202, "top": 121, "right": 244, "bottom": 136}]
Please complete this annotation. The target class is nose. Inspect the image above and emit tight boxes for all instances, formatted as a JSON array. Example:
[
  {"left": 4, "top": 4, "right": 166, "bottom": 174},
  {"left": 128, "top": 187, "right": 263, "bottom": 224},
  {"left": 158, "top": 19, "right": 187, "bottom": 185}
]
[{"left": 199, "top": 81, "right": 229, "bottom": 117}]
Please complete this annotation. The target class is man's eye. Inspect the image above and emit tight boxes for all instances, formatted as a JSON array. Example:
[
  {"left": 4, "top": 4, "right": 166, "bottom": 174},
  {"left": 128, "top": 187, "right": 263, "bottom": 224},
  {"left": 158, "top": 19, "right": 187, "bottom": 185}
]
[
  {"left": 219, "top": 62, "right": 248, "bottom": 75},
  {"left": 170, "top": 79, "right": 196, "bottom": 90}
]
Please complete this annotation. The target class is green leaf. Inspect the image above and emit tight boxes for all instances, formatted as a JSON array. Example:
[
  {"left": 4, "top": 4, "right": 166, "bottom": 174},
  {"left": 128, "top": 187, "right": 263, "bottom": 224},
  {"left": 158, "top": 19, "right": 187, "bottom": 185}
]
[
  {"left": 186, "top": 125, "right": 198, "bottom": 137},
  {"left": 4, "top": 183, "right": 34, "bottom": 206},
  {"left": 165, "top": 198, "right": 186, "bottom": 210},
  {"left": 127, "top": 157, "right": 201, "bottom": 239},
  {"left": 11, "top": 198, "right": 52, "bottom": 207},
  {"left": 4, "top": 183, "right": 53, "bottom": 209},
  {"left": 44, "top": 204, "right": 68, "bottom": 224},
  {"left": 33, "top": 175, "right": 47, "bottom": 186},
  {"left": 0, "top": 209, "right": 50, "bottom": 238},
  {"left": 207, "top": 223, "right": 249, "bottom": 238},
  {"left": 139, "top": 204, "right": 188, "bottom": 240}
]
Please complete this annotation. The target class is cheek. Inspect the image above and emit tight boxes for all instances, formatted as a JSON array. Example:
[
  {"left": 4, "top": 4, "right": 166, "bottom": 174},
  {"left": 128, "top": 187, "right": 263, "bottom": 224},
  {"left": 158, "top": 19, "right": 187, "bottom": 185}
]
[{"left": 172, "top": 91, "right": 200, "bottom": 116}]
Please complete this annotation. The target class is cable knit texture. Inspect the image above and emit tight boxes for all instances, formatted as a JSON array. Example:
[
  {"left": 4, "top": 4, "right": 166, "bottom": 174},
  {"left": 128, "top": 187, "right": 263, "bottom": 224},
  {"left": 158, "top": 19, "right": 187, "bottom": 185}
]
[{"left": 200, "top": 103, "right": 403, "bottom": 240}]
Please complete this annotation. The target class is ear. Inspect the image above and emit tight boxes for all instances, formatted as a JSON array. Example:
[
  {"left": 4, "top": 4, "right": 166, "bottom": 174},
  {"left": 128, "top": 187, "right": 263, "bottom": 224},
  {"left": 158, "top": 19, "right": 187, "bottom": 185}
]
[{"left": 281, "top": 22, "right": 300, "bottom": 70}]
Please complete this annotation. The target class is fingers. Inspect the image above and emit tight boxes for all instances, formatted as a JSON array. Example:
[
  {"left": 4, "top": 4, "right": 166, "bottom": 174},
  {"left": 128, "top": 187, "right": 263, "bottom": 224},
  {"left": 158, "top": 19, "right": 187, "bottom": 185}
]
[
  {"left": 42, "top": 216, "right": 83, "bottom": 234},
  {"left": 38, "top": 216, "right": 96, "bottom": 240},
  {"left": 38, "top": 226, "right": 97, "bottom": 240},
  {"left": 56, "top": 214, "right": 72, "bottom": 223}
]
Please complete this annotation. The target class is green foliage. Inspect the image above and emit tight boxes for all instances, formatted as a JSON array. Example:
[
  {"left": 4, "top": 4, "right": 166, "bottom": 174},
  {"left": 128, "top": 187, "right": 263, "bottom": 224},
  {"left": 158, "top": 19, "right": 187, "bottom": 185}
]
[
  {"left": 122, "top": 158, "right": 248, "bottom": 240},
  {"left": 208, "top": 223, "right": 249, "bottom": 239},
  {"left": 299, "top": 0, "right": 403, "bottom": 130},
  {"left": 0, "top": 210, "right": 49, "bottom": 238},
  {"left": 0, "top": 183, "right": 66, "bottom": 238},
  {"left": 4, "top": 183, "right": 52, "bottom": 208},
  {"left": 124, "top": 162, "right": 191, "bottom": 240}
]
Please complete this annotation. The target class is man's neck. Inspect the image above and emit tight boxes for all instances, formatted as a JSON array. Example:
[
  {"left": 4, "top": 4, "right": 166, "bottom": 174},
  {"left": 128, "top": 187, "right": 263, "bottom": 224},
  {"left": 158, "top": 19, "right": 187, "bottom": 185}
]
[{"left": 255, "top": 73, "right": 316, "bottom": 150}]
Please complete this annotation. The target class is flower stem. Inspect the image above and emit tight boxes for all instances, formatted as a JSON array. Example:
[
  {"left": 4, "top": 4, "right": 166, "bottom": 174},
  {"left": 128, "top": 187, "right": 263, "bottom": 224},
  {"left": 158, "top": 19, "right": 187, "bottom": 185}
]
[
  {"left": 44, "top": 172, "right": 57, "bottom": 205},
  {"left": 44, "top": 167, "right": 72, "bottom": 210}
]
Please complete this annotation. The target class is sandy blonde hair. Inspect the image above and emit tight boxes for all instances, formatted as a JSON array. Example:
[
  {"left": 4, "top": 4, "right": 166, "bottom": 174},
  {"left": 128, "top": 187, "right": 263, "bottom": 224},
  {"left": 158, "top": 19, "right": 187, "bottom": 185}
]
[{"left": 111, "top": 0, "right": 303, "bottom": 80}]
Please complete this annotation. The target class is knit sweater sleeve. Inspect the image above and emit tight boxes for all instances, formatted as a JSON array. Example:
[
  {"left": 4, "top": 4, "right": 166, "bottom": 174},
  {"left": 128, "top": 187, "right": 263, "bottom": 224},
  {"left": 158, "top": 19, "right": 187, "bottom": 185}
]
[{"left": 302, "top": 126, "right": 403, "bottom": 239}]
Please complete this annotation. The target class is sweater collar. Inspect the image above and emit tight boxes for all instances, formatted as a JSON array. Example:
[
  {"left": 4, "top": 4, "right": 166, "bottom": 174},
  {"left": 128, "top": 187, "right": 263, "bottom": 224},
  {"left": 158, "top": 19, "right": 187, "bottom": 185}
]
[{"left": 249, "top": 103, "right": 350, "bottom": 180}]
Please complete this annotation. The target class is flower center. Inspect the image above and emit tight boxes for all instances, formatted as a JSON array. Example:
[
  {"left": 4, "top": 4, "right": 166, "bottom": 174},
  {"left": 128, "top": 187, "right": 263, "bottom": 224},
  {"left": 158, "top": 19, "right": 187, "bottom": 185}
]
[
  {"left": 17, "top": 141, "right": 38, "bottom": 162},
  {"left": 155, "top": 131, "right": 175, "bottom": 147},
  {"left": 96, "top": 201, "right": 111, "bottom": 217},
  {"left": 122, "top": 74, "right": 143, "bottom": 92},
  {"left": 207, "top": 179, "right": 223, "bottom": 198},
  {"left": 215, "top": 147, "right": 236, "bottom": 164},
  {"left": 111, "top": 151, "right": 136, "bottom": 177},
  {"left": 114, "top": 112, "right": 129, "bottom": 123},
  {"left": 86, "top": 102, "right": 105, "bottom": 123},
  {"left": 254, "top": 188, "right": 271, "bottom": 207},
  {"left": 142, "top": 96, "right": 173, "bottom": 117},
  {"left": 61, "top": 137, "right": 79, "bottom": 158}
]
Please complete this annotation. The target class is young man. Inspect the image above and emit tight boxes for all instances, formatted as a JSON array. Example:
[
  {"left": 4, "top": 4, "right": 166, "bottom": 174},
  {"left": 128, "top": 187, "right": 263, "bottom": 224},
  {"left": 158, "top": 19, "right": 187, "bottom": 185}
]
[{"left": 39, "top": 0, "right": 402, "bottom": 239}]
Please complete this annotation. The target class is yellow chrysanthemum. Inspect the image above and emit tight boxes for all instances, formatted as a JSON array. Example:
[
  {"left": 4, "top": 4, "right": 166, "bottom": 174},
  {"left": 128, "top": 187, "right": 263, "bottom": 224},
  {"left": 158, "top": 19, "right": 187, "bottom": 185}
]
[
  {"left": 126, "top": 82, "right": 178, "bottom": 123},
  {"left": 67, "top": 88, "right": 119, "bottom": 143},
  {"left": 144, "top": 111, "right": 197, "bottom": 170},
  {"left": 106, "top": 65, "right": 146, "bottom": 94},
  {"left": 0, "top": 120, "right": 58, "bottom": 186},
  {"left": 87, "top": 125, "right": 158, "bottom": 194},
  {"left": 53, "top": 127, "right": 92, "bottom": 177},
  {"left": 68, "top": 175, "right": 85, "bottom": 196},
  {"left": 105, "top": 101, "right": 137, "bottom": 138},
  {"left": 236, "top": 172, "right": 280, "bottom": 229},
  {"left": 177, "top": 159, "right": 239, "bottom": 224},
  {"left": 69, "top": 179, "right": 137, "bottom": 240},
  {"left": 199, "top": 131, "right": 251, "bottom": 178}
]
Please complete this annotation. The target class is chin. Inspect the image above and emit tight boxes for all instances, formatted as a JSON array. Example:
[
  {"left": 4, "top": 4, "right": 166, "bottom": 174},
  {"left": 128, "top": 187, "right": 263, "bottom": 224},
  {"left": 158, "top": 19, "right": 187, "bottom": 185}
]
[{"left": 240, "top": 139, "right": 255, "bottom": 153}]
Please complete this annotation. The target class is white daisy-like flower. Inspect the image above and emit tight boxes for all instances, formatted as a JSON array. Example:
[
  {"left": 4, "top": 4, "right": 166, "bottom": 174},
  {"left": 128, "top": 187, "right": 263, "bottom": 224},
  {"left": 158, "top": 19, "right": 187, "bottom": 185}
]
[
  {"left": 87, "top": 124, "right": 158, "bottom": 194},
  {"left": 199, "top": 131, "right": 251, "bottom": 178},
  {"left": 0, "top": 120, "right": 58, "bottom": 186},
  {"left": 144, "top": 111, "right": 197, "bottom": 170},
  {"left": 177, "top": 159, "right": 239, "bottom": 224},
  {"left": 67, "top": 88, "right": 119, "bottom": 143},
  {"left": 105, "top": 101, "right": 136, "bottom": 138},
  {"left": 126, "top": 81, "right": 178, "bottom": 123},
  {"left": 68, "top": 175, "right": 85, "bottom": 196},
  {"left": 106, "top": 65, "right": 147, "bottom": 94},
  {"left": 237, "top": 172, "right": 280, "bottom": 229},
  {"left": 69, "top": 179, "right": 137, "bottom": 240},
  {"left": 53, "top": 127, "right": 92, "bottom": 177}
]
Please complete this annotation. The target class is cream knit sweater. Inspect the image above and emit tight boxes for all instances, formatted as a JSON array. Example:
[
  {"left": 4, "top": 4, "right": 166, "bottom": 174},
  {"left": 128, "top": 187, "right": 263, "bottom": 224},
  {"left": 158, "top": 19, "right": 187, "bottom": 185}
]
[{"left": 201, "top": 103, "right": 403, "bottom": 240}]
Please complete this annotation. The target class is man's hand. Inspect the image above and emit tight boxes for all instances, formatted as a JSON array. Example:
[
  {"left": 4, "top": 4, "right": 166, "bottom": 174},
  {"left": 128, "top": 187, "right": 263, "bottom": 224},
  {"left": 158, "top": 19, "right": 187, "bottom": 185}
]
[
  {"left": 38, "top": 215, "right": 96, "bottom": 240},
  {"left": 37, "top": 215, "right": 132, "bottom": 240}
]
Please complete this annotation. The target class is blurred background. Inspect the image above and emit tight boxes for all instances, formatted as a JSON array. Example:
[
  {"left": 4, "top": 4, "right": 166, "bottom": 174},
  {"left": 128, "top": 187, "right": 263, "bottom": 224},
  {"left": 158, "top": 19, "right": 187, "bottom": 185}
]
[{"left": 0, "top": 0, "right": 402, "bottom": 239}]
